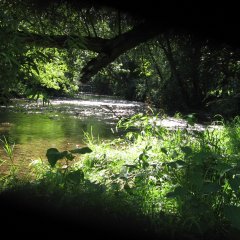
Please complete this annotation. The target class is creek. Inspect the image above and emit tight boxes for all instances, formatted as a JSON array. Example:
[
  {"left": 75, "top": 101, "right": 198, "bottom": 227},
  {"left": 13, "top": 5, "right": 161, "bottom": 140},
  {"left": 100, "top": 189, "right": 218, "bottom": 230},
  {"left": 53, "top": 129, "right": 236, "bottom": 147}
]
[
  {"left": 0, "top": 94, "right": 145, "bottom": 174},
  {"left": 0, "top": 94, "right": 216, "bottom": 175}
]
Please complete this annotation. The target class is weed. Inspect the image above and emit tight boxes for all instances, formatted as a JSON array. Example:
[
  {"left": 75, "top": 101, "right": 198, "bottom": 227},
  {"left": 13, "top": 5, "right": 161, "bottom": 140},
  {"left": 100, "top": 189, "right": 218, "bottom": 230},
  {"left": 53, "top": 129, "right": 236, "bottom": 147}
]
[{"left": 0, "top": 135, "right": 18, "bottom": 180}]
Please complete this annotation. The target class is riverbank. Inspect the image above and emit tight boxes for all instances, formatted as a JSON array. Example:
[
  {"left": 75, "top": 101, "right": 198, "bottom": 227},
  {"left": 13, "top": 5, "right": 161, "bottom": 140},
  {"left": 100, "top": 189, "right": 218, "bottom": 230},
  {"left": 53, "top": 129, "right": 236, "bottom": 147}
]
[{"left": 0, "top": 96, "right": 224, "bottom": 177}]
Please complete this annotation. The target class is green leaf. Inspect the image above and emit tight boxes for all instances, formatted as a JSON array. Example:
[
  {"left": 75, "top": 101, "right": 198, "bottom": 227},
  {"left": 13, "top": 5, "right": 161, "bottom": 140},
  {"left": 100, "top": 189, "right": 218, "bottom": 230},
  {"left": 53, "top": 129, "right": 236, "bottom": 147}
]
[
  {"left": 46, "top": 148, "right": 63, "bottom": 167},
  {"left": 66, "top": 170, "right": 84, "bottom": 184},
  {"left": 224, "top": 206, "right": 240, "bottom": 230},
  {"left": 69, "top": 147, "right": 92, "bottom": 154}
]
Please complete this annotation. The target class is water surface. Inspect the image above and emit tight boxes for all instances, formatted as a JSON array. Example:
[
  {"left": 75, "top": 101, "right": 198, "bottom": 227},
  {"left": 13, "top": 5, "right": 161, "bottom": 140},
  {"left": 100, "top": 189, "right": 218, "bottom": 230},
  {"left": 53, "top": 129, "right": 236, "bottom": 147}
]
[
  {"left": 0, "top": 95, "right": 217, "bottom": 175},
  {"left": 0, "top": 95, "right": 145, "bottom": 174}
]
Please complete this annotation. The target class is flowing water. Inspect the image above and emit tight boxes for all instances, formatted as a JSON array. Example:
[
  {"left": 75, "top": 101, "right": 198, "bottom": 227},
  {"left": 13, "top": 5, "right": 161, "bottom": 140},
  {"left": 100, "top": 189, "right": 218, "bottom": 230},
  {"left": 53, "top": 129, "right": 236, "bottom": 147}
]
[
  {"left": 0, "top": 94, "right": 146, "bottom": 175},
  {"left": 0, "top": 94, "right": 216, "bottom": 175}
]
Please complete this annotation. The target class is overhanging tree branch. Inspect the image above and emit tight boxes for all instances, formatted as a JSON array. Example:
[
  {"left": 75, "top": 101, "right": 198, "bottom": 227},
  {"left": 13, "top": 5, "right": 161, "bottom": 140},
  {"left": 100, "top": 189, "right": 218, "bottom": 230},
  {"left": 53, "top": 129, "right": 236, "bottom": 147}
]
[
  {"left": 80, "top": 22, "right": 161, "bottom": 82},
  {"left": 19, "top": 21, "right": 161, "bottom": 82}
]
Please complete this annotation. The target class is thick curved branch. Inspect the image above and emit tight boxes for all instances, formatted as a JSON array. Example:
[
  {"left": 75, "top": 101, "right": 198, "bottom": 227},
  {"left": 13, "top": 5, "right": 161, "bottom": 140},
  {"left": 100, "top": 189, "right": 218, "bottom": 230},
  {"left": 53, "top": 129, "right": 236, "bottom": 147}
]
[
  {"left": 80, "top": 22, "right": 161, "bottom": 82},
  {"left": 20, "top": 21, "right": 161, "bottom": 82}
]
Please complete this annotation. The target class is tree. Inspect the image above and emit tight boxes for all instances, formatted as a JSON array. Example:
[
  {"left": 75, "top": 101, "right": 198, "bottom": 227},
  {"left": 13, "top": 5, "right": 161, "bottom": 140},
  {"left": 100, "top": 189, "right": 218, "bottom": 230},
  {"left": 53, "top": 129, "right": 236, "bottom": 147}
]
[
  {"left": 0, "top": 0, "right": 239, "bottom": 117},
  {"left": 2, "top": 0, "right": 239, "bottom": 85}
]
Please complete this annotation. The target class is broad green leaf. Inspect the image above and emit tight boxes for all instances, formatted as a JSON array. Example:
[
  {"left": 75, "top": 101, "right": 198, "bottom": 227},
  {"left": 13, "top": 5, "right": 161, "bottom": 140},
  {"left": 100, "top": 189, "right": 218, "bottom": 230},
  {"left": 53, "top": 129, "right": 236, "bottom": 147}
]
[
  {"left": 46, "top": 148, "right": 62, "bottom": 167},
  {"left": 46, "top": 148, "right": 70, "bottom": 167},
  {"left": 69, "top": 147, "right": 92, "bottom": 154},
  {"left": 224, "top": 206, "right": 240, "bottom": 230}
]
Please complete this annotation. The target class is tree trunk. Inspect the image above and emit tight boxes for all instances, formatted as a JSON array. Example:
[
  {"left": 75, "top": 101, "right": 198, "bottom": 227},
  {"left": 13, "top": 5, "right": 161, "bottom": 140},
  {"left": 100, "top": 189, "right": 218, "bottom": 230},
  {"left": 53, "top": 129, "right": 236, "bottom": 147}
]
[
  {"left": 146, "top": 43, "right": 165, "bottom": 82},
  {"left": 158, "top": 35, "right": 190, "bottom": 109},
  {"left": 190, "top": 41, "right": 203, "bottom": 108}
]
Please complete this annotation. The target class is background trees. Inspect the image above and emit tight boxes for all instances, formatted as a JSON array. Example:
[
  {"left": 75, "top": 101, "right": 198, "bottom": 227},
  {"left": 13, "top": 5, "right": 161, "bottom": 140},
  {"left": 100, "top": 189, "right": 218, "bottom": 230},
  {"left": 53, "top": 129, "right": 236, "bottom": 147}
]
[{"left": 0, "top": 0, "right": 239, "bottom": 118}]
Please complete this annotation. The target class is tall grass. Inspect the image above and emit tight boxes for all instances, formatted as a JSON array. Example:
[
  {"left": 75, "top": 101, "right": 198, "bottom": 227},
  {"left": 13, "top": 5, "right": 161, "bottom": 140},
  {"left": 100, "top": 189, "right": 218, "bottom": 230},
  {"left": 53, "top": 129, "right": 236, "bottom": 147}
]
[{"left": 0, "top": 135, "right": 18, "bottom": 185}]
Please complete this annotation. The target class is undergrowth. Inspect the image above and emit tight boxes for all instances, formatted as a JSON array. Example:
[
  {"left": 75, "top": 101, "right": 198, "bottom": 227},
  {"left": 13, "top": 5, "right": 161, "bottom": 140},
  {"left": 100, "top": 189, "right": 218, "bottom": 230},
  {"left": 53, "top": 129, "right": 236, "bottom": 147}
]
[{"left": 1, "top": 114, "right": 240, "bottom": 239}]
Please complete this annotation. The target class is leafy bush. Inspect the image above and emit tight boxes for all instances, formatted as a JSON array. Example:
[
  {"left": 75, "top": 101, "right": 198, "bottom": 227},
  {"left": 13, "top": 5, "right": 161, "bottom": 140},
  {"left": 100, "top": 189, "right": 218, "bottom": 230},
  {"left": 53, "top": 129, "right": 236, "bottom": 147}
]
[{"left": 75, "top": 113, "right": 240, "bottom": 239}]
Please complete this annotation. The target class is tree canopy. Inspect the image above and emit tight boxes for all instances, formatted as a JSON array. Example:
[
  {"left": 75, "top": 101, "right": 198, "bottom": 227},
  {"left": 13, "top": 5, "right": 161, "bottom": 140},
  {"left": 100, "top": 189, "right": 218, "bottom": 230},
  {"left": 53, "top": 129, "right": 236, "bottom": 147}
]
[{"left": 0, "top": 0, "right": 239, "bottom": 116}]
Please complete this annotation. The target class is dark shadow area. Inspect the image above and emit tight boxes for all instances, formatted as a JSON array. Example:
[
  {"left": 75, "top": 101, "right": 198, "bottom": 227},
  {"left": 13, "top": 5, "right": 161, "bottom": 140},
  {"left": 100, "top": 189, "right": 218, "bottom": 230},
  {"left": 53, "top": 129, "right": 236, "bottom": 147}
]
[
  {"left": 0, "top": 183, "right": 239, "bottom": 240},
  {"left": 0, "top": 186, "right": 159, "bottom": 239},
  {"left": 96, "top": 0, "right": 239, "bottom": 49}
]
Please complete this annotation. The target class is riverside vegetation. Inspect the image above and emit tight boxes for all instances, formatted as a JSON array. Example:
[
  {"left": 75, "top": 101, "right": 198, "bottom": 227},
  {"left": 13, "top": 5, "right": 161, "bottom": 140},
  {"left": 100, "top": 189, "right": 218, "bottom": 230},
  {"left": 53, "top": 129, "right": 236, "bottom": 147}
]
[
  {"left": 0, "top": 113, "right": 240, "bottom": 239},
  {"left": 0, "top": 1, "right": 239, "bottom": 239}
]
